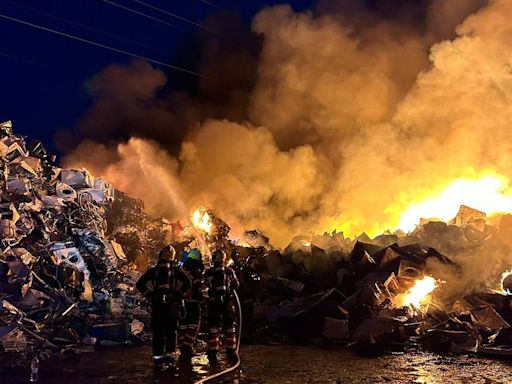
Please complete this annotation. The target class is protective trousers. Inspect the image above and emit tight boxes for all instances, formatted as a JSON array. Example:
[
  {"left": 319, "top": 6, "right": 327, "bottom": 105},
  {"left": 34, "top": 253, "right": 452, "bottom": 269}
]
[
  {"left": 151, "top": 299, "right": 178, "bottom": 359},
  {"left": 178, "top": 300, "right": 201, "bottom": 350},
  {"left": 207, "top": 298, "right": 237, "bottom": 352}
]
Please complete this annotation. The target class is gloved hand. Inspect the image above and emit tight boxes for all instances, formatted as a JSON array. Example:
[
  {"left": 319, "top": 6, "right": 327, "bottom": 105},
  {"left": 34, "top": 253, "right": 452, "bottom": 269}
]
[{"left": 178, "top": 299, "right": 186, "bottom": 320}]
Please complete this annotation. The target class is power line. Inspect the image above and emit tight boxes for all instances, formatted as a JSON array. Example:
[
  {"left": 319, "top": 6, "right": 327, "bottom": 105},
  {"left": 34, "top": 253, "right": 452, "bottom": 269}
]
[
  {"left": 103, "top": 0, "right": 179, "bottom": 30},
  {"left": 130, "top": 0, "right": 218, "bottom": 34},
  {"left": 0, "top": 0, "right": 163, "bottom": 53},
  {"left": 0, "top": 12, "right": 205, "bottom": 77},
  {"left": 0, "top": 51, "right": 35, "bottom": 64},
  {"left": 199, "top": 0, "right": 224, "bottom": 10}
]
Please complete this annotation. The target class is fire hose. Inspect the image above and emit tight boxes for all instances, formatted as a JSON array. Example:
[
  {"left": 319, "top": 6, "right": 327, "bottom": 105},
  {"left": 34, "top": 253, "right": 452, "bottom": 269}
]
[{"left": 193, "top": 289, "right": 243, "bottom": 384}]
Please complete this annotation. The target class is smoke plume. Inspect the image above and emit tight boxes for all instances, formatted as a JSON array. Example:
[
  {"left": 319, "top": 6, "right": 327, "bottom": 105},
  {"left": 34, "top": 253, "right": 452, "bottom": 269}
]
[{"left": 63, "top": 0, "right": 512, "bottom": 266}]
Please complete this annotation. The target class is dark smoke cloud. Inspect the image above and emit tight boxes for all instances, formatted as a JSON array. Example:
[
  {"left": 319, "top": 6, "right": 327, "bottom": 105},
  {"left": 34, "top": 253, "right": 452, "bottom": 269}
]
[
  {"left": 61, "top": 0, "right": 495, "bottom": 252},
  {"left": 56, "top": 11, "right": 261, "bottom": 154},
  {"left": 59, "top": 1, "right": 482, "bottom": 153}
]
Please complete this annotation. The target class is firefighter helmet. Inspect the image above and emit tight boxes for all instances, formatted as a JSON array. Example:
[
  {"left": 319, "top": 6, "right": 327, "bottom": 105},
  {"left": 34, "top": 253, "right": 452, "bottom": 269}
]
[
  {"left": 158, "top": 244, "right": 176, "bottom": 261},
  {"left": 188, "top": 248, "right": 202, "bottom": 261},
  {"left": 212, "top": 249, "right": 227, "bottom": 264}
]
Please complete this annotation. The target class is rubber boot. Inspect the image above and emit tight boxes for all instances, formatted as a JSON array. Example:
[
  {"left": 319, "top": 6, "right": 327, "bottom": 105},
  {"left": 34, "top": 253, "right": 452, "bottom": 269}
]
[
  {"left": 207, "top": 350, "right": 218, "bottom": 363},
  {"left": 153, "top": 356, "right": 164, "bottom": 369},
  {"left": 179, "top": 345, "right": 193, "bottom": 360},
  {"left": 226, "top": 348, "right": 237, "bottom": 361}
]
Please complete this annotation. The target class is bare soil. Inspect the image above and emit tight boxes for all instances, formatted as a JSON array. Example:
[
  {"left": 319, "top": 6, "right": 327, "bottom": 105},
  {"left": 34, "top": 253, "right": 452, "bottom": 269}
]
[{"left": 2, "top": 345, "right": 512, "bottom": 383}]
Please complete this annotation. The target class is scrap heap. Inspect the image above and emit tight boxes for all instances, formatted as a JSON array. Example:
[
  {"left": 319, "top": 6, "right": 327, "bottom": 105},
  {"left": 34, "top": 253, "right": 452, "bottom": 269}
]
[
  {"left": 0, "top": 121, "right": 149, "bottom": 366},
  {"left": 208, "top": 209, "right": 512, "bottom": 358},
  {"left": 3, "top": 119, "right": 512, "bottom": 366}
]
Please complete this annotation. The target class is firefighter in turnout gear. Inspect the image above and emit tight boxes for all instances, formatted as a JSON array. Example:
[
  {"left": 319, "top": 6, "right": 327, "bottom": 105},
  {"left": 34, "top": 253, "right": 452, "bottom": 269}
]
[
  {"left": 136, "top": 245, "right": 191, "bottom": 367},
  {"left": 205, "top": 249, "right": 240, "bottom": 362},
  {"left": 178, "top": 248, "right": 205, "bottom": 358}
]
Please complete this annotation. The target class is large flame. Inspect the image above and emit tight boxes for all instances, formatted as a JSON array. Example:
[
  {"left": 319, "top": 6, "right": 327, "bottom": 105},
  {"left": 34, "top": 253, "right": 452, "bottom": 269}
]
[
  {"left": 398, "top": 276, "right": 438, "bottom": 308},
  {"left": 500, "top": 269, "right": 512, "bottom": 295},
  {"left": 397, "top": 174, "right": 512, "bottom": 233},
  {"left": 191, "top": 209, "right": 213, "bottom": 235}
]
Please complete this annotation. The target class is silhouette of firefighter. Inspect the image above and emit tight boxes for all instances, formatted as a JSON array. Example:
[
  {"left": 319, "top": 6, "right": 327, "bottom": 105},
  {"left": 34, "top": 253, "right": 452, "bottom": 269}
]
[
  {"left": 205, "top": 249, "right": 240, "bottom": 361},
  {"left": 136, "top": 245, "right": 191, "bottom": 366},
  {"left": 178, "top": 248, "right": 205, "bottom": 358}
]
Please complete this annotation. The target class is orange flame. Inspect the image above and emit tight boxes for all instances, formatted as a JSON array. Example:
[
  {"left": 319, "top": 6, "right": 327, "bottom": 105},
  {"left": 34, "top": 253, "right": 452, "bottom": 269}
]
[
  {"left": 191, "top": 209, "right": 213, "bottom": 234},
  {"left": 397, "top": 276, "right": 438, "bottom": 308}
]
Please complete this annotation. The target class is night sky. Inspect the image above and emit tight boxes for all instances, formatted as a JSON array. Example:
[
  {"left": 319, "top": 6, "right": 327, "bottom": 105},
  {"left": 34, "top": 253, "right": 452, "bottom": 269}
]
[{"left": 0, "top": 0, "right": 313, "bottom": 151}]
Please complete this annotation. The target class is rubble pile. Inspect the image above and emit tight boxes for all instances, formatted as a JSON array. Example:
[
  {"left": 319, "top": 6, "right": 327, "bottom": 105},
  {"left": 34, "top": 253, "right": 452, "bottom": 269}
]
[
  {"left": 228, "top": 207, "right": 512, "bottom": 358},
  {"left": 106, "top": 190, "right": 175, "bottom": 269},
  {"left": 3, "top": 119, "right": 512, "bottom": 367},
  {"left": 0, "top": 121, "right": 149, "bottom": 366}
]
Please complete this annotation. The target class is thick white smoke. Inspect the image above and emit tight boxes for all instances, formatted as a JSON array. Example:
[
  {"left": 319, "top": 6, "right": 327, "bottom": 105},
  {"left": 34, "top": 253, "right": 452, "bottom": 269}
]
[{"left": 64, "top": 0, "right": 512, "bottom": 258}]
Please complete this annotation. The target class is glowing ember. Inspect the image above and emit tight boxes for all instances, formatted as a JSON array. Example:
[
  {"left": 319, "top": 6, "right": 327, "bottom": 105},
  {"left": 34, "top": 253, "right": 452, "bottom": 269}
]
[
  {"left": 300, "top": 240, "right": 311, "bottom": 247},
  {"left": 399, "top": 276, "right": 438, "bottom": 308},
  {"left": 500, "top": 270, "right": 512, "bottom": 295},
  {"left": 398, "top": 174, "right": 512, "bottom": 232},
  {"left": 191, "top": 209, "right": 213, "bottom": 234}
]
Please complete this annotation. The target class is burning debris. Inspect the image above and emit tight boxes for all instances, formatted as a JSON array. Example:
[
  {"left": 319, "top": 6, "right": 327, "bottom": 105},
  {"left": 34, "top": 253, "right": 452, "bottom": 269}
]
[
  {"left": 192, "top": 208, "right": 213, "bottom": 235},
  {"left": 227, "top": 206, "right": 512, "bottom": 359},
  {"left": 395, "top": 275, "right": 438, "bottom": 309},
  {"left": 3, "top": 117, "right": 512, "bottom": 373}
]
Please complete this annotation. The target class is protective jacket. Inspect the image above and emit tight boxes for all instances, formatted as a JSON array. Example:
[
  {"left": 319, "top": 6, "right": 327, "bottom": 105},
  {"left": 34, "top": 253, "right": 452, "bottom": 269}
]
[
  {"left": 136, "top": 260, "right": 191, "bottom": 360},
  {"left": 205, "top": 265, "right": 239, "bottom": 302},
  {"left": 136, "top": 259, "right": 190, "bottom": 303}
]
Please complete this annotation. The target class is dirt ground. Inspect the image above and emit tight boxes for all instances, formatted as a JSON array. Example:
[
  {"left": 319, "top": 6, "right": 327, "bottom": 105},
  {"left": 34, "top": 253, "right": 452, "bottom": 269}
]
[
  {"left": 240, "top": 345, "right": 512, "bottom": 384},
  {"left": 2, "top": 345, "right": 512, "bottom": 383}
]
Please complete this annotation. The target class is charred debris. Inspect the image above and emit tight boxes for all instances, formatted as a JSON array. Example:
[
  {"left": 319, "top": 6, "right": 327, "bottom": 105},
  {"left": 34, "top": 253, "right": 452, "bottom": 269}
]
[{"left": 1, "top": 121, "right": 512, "bottom": 369}]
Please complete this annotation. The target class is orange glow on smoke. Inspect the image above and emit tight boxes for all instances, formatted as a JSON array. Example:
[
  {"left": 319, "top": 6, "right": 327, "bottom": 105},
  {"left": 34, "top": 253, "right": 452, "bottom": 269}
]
[
  {"left": 329, "top": 172, "right": 512, "bottom": 240},
  {"left": 397, "top": 173, "right": 512, "bottom": 233}
]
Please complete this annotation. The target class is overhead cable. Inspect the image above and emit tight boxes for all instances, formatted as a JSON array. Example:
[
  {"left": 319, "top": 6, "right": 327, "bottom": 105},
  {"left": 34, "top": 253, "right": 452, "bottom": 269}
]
[
  {"left": 131, "top": 0, "right": 217, "bottom": 34},
  {"left": 103, "top": 0, "right": 178, "bottom": 29},
  {"left": 0, "top": 12, "right": 205, "bottom": 77},
  {"left": 0, "top": 0, "right": 162, "bottom": 53}
]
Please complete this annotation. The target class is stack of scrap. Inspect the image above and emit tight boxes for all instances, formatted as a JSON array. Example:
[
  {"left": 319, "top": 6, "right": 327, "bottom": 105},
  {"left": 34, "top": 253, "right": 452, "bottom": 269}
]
[
  {"left": 0, "top": 122, "right": 148, "bottom": 366},
  {"left": 4, "top": 119, "right": 512, "bottom": 366},
  {"left": 235, "top": 224, "right": 512, "bottom": 357}
]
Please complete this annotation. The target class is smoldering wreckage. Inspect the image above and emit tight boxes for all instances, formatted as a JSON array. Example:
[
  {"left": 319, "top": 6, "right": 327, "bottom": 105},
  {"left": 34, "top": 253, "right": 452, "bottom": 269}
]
[{"left": 2, "top": 121, "right": 512, "bottom": 378}]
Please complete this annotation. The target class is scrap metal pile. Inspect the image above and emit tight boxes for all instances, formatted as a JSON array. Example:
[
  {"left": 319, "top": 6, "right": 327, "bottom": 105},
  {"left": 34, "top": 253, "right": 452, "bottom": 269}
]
[
  {"left": 221, "top": 207, "right": 512, "bottom": 358},
  {"left": 0, "top": 121, "right": 155, "bottom": 366},
  {"left": 2, "top": 119, "right": 512, "bottom": 368}
]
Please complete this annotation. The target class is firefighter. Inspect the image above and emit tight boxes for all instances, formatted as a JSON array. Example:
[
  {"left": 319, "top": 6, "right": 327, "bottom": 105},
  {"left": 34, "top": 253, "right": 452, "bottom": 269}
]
[
  {"left": 136, "top": 245, "right": 191, "bottom": 367},
  {"left": 205, "top": 249, "right": 240, "bottom": 362},
  {"left": 178, "top": 248, "right": 205, "bottom": 358}
]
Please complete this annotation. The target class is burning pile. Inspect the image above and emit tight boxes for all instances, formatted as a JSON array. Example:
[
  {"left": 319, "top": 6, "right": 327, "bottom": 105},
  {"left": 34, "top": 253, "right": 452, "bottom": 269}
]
[
  {"left": 192, "top": 204, "right": 512, "bottom": 358},
  {"left": 3, "top": 117, "right": 512, "bottom": 367},
  {"left": 0, "top": 122, "right": 152, "bottom": 366}
]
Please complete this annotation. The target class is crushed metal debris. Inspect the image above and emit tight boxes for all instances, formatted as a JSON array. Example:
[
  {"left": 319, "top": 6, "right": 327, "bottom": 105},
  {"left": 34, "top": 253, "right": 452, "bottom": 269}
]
[
  {"left": 0, "top": 121, "right": 158, "bottom": 367},
  {"left": 3, "top": 120, "right": 512, "bottom": 375}
]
